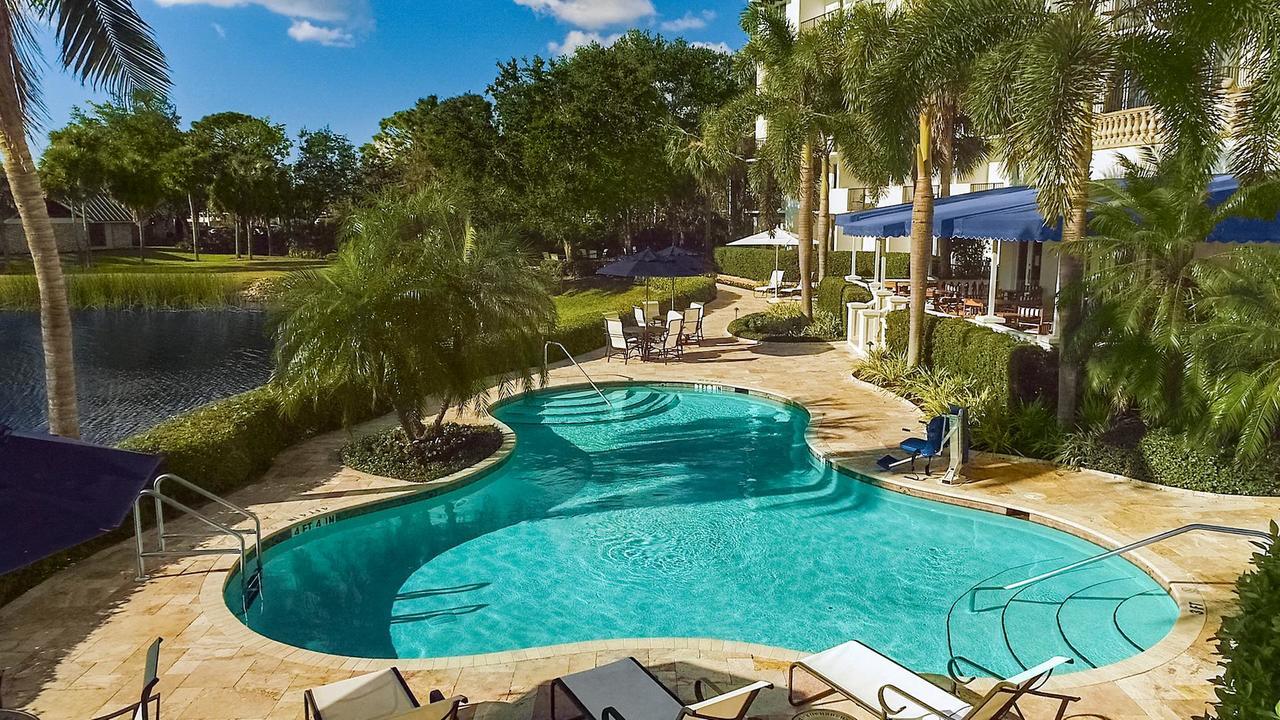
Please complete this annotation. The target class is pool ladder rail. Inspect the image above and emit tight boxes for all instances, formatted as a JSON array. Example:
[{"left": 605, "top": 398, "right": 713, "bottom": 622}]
[
  {"left": 1002, "top": 523, "right": 1275, "bottom": 591},
  {"left": 543, "top": 340, "right": 613, "bottom": 409},
  {"left": 132, "top": 473, "right": 264, "bottom": 612}
]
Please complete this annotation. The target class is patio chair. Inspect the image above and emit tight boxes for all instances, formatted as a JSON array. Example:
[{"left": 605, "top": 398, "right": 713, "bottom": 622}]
[
  {"left": 1014, "top": 305, "right": 1042, "bottom": 331},
  {"left": 551, "top": 656, "right": 772, "bottom": 720},
  {"left": 634, "top": 305, "right": 648, "bottom": 328},
  {"left": 754, "top": 269, "right": 786, "bottom": 297},
  {"left": 651, "top": 314, "right": 684, "bottom": 364},
  {"left": 643, "top": 301, "right": 661, "bottom": 324},
  {"left": 605, "top": 316, "right": 643, "bottom": 364},
  {"left": 683, "top": 303, "right": 705, "bottom": 344},
  {"left": 304, "top": 667, "right": 467, "bottom": 720},
  {"left": 87, "top": 637, "right": 163, "bottom": 720},
  {"left": 788, "top": 640, "right": 1076, "bottom": 720}
]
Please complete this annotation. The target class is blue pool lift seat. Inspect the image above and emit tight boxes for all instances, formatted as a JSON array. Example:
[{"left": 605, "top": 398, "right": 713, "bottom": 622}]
[{"left": 898, "top": 416, "right": 948, "bottom": 474}]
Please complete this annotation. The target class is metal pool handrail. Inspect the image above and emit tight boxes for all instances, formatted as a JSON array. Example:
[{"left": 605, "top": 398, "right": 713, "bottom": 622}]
[
  {"left": 544, "top": 341, "right": 613, "bottom": 409},
  {"left": 1002, "top": 523, "right": 1274, "bottom": 591}
]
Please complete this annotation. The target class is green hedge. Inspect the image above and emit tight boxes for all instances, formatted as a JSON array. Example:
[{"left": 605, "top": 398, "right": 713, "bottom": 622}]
[
  {"left": 1062, "top": 430, "right": 1280, "bottom": 496},
  {"left": 713, "top": 247, "right": 851, "bottom": 283},
  {"left": 1208, "top": 523, "right": 1280, "bottom": 719},
  {"left": 884, "top": 310, "right": 1057, "bottom": 408},
  {"left": 816, "top": 278, "right": 872, "bottom": 329},
  {"left": 853, "top": 251, "right": 911, "bottom": 280}
]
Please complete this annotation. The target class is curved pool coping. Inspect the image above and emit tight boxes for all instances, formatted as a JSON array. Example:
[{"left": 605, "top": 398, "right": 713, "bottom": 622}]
[{"left": 199, "top": 379, "right": 1205, "bottom": 690}]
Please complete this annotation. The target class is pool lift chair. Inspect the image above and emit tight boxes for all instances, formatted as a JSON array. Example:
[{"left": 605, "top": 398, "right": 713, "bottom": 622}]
[{"left": 877, "top": 405, "right": 969, "bottom": 484}]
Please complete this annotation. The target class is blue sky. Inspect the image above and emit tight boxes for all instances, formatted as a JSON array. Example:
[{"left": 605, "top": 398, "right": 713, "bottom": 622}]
[{"left": 32, "top": 0, "right": 748, "bottom": 154}]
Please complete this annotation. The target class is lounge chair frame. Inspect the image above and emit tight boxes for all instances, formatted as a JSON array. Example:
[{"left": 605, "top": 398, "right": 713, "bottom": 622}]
[
  {"left": 551, "top": 657, "right": 770, "bottom": 720},
  {"left": 303, "top": 667, "right": 467, "bottom": 720},
  {"left": 89, "top": 637, "right": 163, "bottom": 720},
  {"left": 788, "top": 645, "right": 1076, "bottom": 720}
]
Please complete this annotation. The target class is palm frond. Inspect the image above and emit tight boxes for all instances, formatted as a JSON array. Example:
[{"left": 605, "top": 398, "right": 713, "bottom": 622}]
[{"left": 44, "top": 0, "right": 169, "bottom": 98}]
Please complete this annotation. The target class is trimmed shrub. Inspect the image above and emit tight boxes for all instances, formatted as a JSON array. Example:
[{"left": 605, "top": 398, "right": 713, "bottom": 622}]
[
  {"left": 816, "top": 278, "right": 872, "bottom": 329},
  {"left": 884, "top": 310, "right": 1056, "bottom": 408},
  {"left": 853, "top": 251, "right": 910, "bottom": 279},
  {"left": 713, "top": 247, "right": 852, "bottom": 283},
  {"left": 1206, "top": 523, "right": 1280, "bottom": 720},
  {"left": 1057, "top": 429, "right": 1280, "bottom": 495}
]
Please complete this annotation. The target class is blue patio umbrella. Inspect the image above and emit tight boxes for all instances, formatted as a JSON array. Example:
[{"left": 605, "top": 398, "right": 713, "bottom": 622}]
[
  {"left": 0, "top": 424, "right": 164, "bottom": 574},
  {"left": 598, "top": 247, "right": 706, "bottom": 305}
]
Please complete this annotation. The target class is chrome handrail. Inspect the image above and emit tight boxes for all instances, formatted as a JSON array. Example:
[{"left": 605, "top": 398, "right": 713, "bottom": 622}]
[
  {"left": 1003, "top": 523, "right": 1274, "bottom": 591},
  {"left": 544, "top": 340, "right": 613, "bottom": 409},
  {"left": 133, "top": 473, "right": 266, "bottom": 612}
]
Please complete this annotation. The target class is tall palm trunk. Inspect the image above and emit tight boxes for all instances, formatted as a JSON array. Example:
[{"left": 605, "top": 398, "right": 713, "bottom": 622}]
[
  {"left": 907, "top": 110, "right": 935, "bottom": 368},
  {"left": 0, "top": 39, "right": 80, "bottom": 437},
  {"left": 815, "top": 149, "right": 831, "bottom": 282},
  {"left": 703, "top": 193, "right": 713, "bottom": 255},
  {"left": 188, "top": 193, "right": 199, "bottom": 261},
  {"left": 796, "top": 138, "right": 815, "bottom": 318},
  {"left": 234, "top": 218, "right": 242, "bottom": 258},
  {"left": 936, "top": 107, "right": 955, "bottom": 277},
  {"left": 1055, "top": 125, "right": 1092, "bottom": 426}
]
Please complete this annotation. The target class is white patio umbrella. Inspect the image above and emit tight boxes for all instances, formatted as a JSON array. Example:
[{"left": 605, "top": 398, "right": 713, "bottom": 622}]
[{"left": 725, "top": 227, "right": 807, "bottom": 276}]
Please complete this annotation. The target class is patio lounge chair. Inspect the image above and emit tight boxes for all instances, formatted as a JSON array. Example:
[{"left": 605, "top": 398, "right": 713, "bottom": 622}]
[
  {"left": 789, "top": 641, "right": 1077, "bottom": 720},
  {"left": 551, "top": 656, "right": 772, "bottom": 720},
  {"left": 755, "top": 270, "right": 786, "bottom": 298},
  {"left": 688, "top": 302, "right": 705, "bottom": 342},
  {"left": 304, "top": 667, "right": 466, "bottom": 720},
  {"left": 87, "top": 637, "right": 163, "bottom": 720},
  {"left": 605, "top": 316, "right": 643, "bottom": 364}
]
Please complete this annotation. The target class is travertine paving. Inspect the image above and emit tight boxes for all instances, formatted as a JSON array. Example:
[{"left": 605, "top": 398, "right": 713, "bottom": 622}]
[{"left": 2, "top": 284, "right": 1277, "bottom": 720}]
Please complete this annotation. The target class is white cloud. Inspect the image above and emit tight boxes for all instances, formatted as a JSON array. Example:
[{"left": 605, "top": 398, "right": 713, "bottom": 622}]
[
  {"left": 154, "top": 0, "right": 370, "bottom": 45},
  {"left": 691, "top": 40, "right": 732, "bottom": 54},
  {"left": 211, "top": 21, "right": 226, "bottom": 37},
  {"left": 515, "top": 0, "right": 655, "bottom": 30},
  {"left": 287, "top": 19, "right": 354, "bottom": 46},
  {"left": 660, "top": 10, "right": 714, "bottom": 32},
  {"left": 549, "top": 30, "right": 623, "bottom": 55}
]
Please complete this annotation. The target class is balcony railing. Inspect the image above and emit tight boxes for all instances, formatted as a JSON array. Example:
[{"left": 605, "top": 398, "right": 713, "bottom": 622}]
[
  {"left": 1094, "top": 105, "right": 1160, "bottom": 149},
  {"left": 799, "top": 8, "right": 842, "bottom": 32}
]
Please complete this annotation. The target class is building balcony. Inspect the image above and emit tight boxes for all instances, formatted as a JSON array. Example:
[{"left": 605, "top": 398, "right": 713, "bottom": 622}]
[{"left": 1093, "top": 105, "right": 1160, "bottom": 150}]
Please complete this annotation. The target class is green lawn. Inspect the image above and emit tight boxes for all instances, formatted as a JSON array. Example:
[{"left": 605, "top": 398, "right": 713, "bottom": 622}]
[
  {"left": 553, "top": 276, "right": 710, "bottom": 324},
  {"left": 1, "top": 247, "right": 328, "bottom": 276}
]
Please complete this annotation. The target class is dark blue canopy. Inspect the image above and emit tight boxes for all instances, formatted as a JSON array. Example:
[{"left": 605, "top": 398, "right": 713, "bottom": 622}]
[
  {"left": 0, "top": 425, "right": 163, "bottom": 574},
  {"left": 835, "top": 175, "right": 1279, "bottom": 243},
  {"left": 597, "top": 248, "right": 706, "bottom": 278}
]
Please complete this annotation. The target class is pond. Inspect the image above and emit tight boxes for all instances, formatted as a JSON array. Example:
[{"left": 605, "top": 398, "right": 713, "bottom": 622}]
[{"left": 0, "top": 310, "right": 273, "bottom": 445}]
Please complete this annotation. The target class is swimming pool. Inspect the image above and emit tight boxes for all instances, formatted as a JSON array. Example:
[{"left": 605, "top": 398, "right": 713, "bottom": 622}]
[{"left": 228, "top": 383, "right": 1178, "bottom": 675}]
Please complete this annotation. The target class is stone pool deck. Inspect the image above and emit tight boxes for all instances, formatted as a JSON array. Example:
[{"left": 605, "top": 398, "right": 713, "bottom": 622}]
[{"left": 2, "top": 283, "right": 1277, "bottom": 720}]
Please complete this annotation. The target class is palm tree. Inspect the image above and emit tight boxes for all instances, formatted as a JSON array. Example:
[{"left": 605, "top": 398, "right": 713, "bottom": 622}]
[
  {"left": 849, "top": 0, "right": 1033, "bottom": 367},
  {"left": 272, "top": 187, "right": 557, "bottom": 446},
  {"left": 665, "top": 115, "right": 735, "bottom": 256},
  {"left": 0, "top": 2, "right": 168, "bottom": 437},
  {"left": 734, "top": 3, "right": 836, "bottom": 318},
  {"left": 1194, "top": 247, "right": 1280, "bottom": 463}
]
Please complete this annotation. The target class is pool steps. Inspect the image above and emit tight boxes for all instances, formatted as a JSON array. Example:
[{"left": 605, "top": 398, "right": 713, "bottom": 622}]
[
  {"left": 948, "top": 562, "right": 1160, "bottom": 672},
  {"left": 500, "top": 388, "right": 680, "bottom": 426}
]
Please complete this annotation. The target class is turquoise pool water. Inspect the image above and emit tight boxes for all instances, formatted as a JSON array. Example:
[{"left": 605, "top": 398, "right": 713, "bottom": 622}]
[{"left": 229, "top": 384, "right": 1177, "bottom": 675}]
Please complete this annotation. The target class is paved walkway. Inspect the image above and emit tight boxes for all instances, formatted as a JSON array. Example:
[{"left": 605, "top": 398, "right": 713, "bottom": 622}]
[{"left": 2, "top": 284, "right": 1277, "bottom": 720}]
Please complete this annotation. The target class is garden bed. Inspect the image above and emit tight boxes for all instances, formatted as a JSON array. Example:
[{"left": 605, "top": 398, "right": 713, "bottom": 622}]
[
  {"left": 728, "top": 305, "right": 840, "bottom": 342},
  {"left": 341, "top": 423, "right": 504, "bottom": 483}
]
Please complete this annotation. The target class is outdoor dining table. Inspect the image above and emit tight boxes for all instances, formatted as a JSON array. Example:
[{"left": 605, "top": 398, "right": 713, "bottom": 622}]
[{"left": 623, "top": 320, "right": 668, "bottom": 361}]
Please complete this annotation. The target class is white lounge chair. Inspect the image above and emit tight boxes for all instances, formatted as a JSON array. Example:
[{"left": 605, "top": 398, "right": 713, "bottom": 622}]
[
  {"left": 788, "top": 641, "right": 1077, "bottom": 720},
  {"left": 605, "top": 316, "right": 642, "bottom": 363},
  {"left": 755, "top": 269, "right": 786, "bottom": 298},
  {"left": 551, "top": 657, "right": 772, "bottom": 720},
  {"left": 304, "top": 668, "right": 466, "bottom": 720},
  {"left": 688, "top": 302, "right": 705, "bottom": 342}
]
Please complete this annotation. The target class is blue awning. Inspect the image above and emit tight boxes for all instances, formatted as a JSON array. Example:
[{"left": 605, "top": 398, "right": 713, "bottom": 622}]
[
  {"left": 836, "top": 175, "right": 1279, "bottom": 243},
  {"left": 0, "top": 425, "right": 163, "bottom": 574}
]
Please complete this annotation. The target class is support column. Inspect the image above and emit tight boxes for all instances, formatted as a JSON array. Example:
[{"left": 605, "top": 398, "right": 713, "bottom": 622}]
[{"left": 978, "top": 238, "right": 1006, "bottom": 326}]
